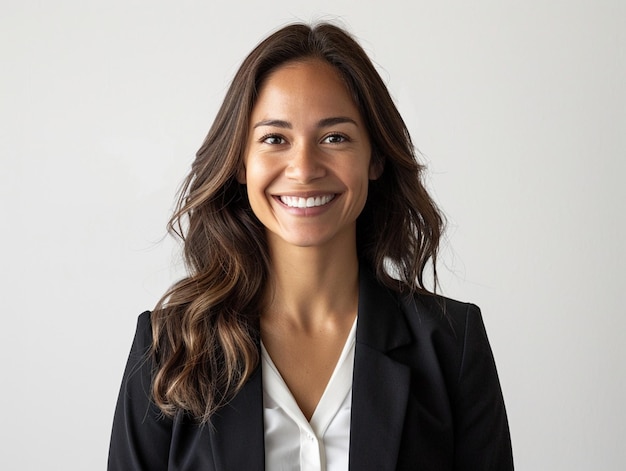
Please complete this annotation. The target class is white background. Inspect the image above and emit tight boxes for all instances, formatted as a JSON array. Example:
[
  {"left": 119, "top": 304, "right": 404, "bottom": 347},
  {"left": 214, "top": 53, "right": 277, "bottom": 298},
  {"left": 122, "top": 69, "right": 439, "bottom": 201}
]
[{"left": 1, "top": 1, "right": 624, "bottom": 469}]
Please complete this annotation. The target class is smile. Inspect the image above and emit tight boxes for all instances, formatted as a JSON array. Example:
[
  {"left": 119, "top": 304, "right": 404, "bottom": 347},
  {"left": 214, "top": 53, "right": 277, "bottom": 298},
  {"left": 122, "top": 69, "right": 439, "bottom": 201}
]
[{"left": 279, "top": 195, "right": 335, "bottom": 208}]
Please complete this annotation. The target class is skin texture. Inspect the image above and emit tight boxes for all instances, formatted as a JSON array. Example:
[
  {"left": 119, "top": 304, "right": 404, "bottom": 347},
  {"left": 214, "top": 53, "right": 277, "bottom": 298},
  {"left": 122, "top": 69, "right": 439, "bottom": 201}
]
[{"left": 240, "top": 59, "right": 380, "bottom": 419}]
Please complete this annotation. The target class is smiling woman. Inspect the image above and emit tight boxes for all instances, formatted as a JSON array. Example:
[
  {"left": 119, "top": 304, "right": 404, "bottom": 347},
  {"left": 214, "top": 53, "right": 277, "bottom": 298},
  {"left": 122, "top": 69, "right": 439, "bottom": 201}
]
[{"left": 108, "top": 22, "right": 513, "bottom": 471}]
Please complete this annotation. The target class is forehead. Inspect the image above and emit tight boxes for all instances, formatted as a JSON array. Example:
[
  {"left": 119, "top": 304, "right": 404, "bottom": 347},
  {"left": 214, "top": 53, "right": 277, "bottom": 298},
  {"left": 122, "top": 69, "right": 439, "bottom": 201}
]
[{"left": 251, "top": 59, "right": 361, "bottom": 122}]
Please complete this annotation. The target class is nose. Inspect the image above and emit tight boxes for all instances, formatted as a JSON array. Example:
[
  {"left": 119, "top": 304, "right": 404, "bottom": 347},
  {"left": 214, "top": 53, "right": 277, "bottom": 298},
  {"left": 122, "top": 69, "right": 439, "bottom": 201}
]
[{"left": 284, "top": 142, "right": 325, "bottom": 183}]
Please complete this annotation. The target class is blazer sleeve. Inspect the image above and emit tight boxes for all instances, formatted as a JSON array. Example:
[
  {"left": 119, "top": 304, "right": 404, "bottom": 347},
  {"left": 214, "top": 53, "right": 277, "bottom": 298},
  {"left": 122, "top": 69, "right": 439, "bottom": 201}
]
[
  {"left": 108, "top": 312, "right": 173, "bottom": 471},
  {"left": 453, "top": 304, "right": 514, "bottom": 470}
]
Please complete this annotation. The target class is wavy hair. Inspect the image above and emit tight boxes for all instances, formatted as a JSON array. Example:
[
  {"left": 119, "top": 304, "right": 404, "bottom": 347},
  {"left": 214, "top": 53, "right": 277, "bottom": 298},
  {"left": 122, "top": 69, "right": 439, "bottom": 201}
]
[{"left": 150, "top": 22, "right": 444, "bottom": 422}]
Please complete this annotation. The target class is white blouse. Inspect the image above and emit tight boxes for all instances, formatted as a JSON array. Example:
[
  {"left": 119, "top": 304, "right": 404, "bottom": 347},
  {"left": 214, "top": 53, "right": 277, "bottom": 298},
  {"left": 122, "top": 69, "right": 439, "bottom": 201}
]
[{"left": 261, "top": 318, "right": 357, "bottom": 471}]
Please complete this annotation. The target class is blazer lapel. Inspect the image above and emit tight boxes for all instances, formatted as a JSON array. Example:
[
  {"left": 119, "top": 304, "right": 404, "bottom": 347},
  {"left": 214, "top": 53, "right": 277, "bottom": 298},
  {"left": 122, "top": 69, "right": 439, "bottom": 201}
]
[
  {"left": 208, "top": 366, "right": 265, "bottom": 470},
  {"left": 349, "top": 269, "right": 413, "bottom": 471}
]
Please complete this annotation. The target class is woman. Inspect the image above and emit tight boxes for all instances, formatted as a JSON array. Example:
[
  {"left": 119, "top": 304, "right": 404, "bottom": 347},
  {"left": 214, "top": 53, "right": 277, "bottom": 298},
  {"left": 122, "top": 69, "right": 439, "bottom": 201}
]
[{"left": 108, "top": 23, "right": 513, "bottom": 470}]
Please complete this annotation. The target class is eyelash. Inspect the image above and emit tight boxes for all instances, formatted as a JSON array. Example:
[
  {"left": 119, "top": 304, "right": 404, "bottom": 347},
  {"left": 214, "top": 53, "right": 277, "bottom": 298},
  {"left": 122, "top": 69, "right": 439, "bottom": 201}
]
[
  {"left": 258, "top": 133, "right": 350, "bottom": 145},
  {"left": 259, "top": 133, "right": 285, "bottom": 145},
  {"left": 322, "top": 133, "right": 349, "bottom": 144}
]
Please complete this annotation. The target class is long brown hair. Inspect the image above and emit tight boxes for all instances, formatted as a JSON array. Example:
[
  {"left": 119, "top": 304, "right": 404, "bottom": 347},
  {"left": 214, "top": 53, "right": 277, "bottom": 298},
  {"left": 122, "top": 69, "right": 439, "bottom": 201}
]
[{"left": 150, "top": 22, "right": 444, "bottom": 422}]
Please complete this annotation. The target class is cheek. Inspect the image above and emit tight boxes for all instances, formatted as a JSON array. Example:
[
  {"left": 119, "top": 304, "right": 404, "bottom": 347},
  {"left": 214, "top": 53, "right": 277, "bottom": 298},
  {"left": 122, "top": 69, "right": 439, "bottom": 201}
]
[
  {"left": 349, "top": 164, "right": 373, "bottom": 190},
  {"left": 244, "top": 159, "right": 269, "bottom": 189},
  {"left": 242, "top": 158, "right": 279, "bottom": 213}
]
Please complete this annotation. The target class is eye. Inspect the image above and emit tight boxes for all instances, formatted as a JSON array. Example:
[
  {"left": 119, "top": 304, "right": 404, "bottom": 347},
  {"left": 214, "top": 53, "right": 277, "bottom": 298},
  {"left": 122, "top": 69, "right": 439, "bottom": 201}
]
[
  {"left": 322, "top": 133, "right": 349, "bottom": 144},
  {"left": 260, "top": 134, "right": 286, "bottom": 145}
]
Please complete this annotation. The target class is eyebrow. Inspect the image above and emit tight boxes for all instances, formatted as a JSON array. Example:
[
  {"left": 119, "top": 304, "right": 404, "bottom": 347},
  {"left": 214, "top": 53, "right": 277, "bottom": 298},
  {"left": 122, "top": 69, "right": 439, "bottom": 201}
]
[{"left": 252, "top": 116, "right": 358, "bottom": 129}]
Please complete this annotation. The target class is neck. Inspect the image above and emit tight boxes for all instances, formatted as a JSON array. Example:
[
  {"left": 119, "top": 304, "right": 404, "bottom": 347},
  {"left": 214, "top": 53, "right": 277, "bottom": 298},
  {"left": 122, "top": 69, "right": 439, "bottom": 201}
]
[{"left": 263, "top": 240, "right": 359, "bottom": 330}]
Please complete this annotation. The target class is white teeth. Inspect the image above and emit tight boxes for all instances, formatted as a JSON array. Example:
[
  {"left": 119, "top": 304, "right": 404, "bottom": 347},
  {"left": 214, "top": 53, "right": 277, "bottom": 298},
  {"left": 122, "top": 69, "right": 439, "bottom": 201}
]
[{"left": 280, "top": 195, "right": 335, "bottom": 208}]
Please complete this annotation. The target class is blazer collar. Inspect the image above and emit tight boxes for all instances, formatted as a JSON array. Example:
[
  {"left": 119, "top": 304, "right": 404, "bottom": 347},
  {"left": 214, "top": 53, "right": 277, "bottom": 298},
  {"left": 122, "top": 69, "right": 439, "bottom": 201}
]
[
  {"left": 349, "top": 266, "right": 413, "bottom": 471},
  {"left": 354, "top": 265, "right": 413, "bottom": 352}
]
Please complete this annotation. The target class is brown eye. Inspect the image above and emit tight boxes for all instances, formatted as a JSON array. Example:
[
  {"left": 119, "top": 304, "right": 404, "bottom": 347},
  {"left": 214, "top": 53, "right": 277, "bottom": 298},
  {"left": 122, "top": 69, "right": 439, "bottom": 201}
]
[
  {"left": 261, "top": 134, "right": 286, "bottom": 145},
  {"left": 323, "top": 133, "right": 348, "bottom": 144}
]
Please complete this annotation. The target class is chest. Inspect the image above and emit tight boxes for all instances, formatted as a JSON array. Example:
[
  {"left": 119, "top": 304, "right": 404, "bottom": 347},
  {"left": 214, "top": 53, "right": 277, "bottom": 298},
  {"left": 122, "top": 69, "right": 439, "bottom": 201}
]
[{"left": 260, "top": 317, "right": 356, "bottom": 420}]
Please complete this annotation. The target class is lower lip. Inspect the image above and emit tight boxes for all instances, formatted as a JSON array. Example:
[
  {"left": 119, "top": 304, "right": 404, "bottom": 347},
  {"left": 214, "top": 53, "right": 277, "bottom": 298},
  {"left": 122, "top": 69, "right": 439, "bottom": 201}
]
[{"left": 273, "top": 195, "right": 338, "bottom": 216}]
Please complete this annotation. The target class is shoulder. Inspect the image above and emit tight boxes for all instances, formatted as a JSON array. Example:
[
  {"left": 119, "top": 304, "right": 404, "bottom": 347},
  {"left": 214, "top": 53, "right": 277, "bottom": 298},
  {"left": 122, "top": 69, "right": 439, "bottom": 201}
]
[
  {"left": 360, "top": 269, "right": 494, "bottom": 385},
  {"left": 403, "top": 291, "right": 490, "bottom": 358},
  {"left": 357, "top": 266, "right": 486, "bottom": 353},
  {"left": 136, "top": 310, "right": 152, "bottom": 340},
  {"left": 398, "top": 291, "right": 505, "bottom": 406},
  {"left": 118, "top": 310, "right": 154, "bottom": 393},
  {"left": 125, "top": 310, "right": 153, "bottom": 365},
  {"left": 407, "top": 292, "right": 484, "bottom": 341},
  {"left": 358, "top": 268, "right": 492, "bottom": 373},
  {"left": 395, "top": 291, "right": 484, "bottom": 361}
]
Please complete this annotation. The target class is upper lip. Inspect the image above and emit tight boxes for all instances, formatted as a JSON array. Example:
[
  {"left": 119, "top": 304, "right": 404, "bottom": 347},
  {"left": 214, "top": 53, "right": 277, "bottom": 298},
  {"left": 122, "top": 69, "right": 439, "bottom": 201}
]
[{"left": 272, "top": 191, "right": 338, "bottom": 198}]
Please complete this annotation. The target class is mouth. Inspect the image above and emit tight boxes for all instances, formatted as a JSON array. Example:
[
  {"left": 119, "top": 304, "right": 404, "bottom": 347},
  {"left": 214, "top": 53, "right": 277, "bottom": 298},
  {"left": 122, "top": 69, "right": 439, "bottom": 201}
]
[{"left": 278, "top": 194, "right": 336, "bottom": 208}]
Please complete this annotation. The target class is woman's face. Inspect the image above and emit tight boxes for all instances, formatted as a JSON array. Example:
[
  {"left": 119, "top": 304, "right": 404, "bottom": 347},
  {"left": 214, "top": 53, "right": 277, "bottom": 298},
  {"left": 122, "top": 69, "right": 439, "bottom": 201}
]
[{"left": 240, "top": 59, "right": 379, "bottom": 252}]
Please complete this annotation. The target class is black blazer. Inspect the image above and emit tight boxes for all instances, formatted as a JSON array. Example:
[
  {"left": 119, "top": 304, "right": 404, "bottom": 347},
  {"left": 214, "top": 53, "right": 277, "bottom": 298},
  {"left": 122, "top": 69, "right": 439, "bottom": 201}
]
[{"left": 108, "top": 269, "right": 513, "bottom": 470}]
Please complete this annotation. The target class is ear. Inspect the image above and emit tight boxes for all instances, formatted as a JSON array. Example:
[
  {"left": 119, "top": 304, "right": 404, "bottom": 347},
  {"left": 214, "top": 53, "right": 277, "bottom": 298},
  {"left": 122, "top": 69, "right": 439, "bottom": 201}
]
[{"left": 368, "top": 157, "right": 384, "bottom": 180}]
